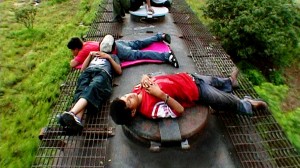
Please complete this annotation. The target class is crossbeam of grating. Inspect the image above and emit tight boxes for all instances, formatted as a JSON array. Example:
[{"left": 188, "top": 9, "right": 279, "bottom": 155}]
[
  {"left": 32, "top": 0, "right": 119, "bottom": 167},
  {"left": 171, "top": 0, "right": 300, "bottom": 167}
]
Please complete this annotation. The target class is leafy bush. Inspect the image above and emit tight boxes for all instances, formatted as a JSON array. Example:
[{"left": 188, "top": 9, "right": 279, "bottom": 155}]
[
  {"left": 243, "top": 69, "right": 266, "bottom": 85},
  {"left": 203, "top": 0, "right": 300, "bottom": 78},
  {"left": 15, "top": 6, "right": 37, "bottom": 29}
]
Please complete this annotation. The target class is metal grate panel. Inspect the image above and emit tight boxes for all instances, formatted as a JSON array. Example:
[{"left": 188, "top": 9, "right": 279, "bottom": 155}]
[{"left": 32, "top": 0, "right": 119, "bottom": 166}]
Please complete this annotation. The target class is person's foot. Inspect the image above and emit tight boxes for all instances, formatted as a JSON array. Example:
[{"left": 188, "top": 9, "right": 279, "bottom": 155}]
[
  {"left": 61, "top": 111, "right": 83, "bottom": 130},
  {"left": 57, "top": 114, "right": 66, "bottom": 127},
  {"left": 162, "top": 33, "right": 171, "bottom": 44},
  {"left": 168, "top": 50, "right": 179, "bottom": 68},
  {"left": 230, "top": 67, "right": 239, "bottom": 88},
  {"left": 244, "top": 97, "right": 268, "bottom": 110}
]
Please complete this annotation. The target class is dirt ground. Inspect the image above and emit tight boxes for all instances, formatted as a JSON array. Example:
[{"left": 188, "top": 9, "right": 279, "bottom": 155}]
[{"left": 282, "top": 61, "right": 300, "bottom": 111}]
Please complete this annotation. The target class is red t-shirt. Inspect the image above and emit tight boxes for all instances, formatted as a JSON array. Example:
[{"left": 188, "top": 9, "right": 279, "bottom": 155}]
[
  {"left": 74, "top": 41, "right": 99, "bottom": 64},
  {"left": 132, "top": 73, "right": 199, "bottom": 119}
]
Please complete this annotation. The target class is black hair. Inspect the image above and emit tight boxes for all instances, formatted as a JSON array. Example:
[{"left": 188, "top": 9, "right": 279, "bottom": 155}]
[
  {"left": 67, "top": 37, "right": 83, "bottom": 50},
  {"left": 109, "top": 98, "right": 133, "bottom": 125}
]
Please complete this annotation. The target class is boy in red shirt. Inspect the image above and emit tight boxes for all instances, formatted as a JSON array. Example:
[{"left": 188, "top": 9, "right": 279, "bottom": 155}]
[
  {"left": 110, "top": 69, "right": 267, "bottom": 125},
  {"left": 67, "top": 37, "right": 100, "bottom": 68}
]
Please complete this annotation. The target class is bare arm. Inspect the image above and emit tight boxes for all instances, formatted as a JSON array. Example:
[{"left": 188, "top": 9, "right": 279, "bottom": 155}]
[
  {"left": 146, "top": 0, "right": 154, "bottom": 13},
  {"left": 97, "top": 52, "right": 122, "bottom": 75},
  {"left": 81, "top": 53, "right": 94, "bottom": 72},
  {"left": 70, "top": 59, "right": 79, "bottom": 68}
]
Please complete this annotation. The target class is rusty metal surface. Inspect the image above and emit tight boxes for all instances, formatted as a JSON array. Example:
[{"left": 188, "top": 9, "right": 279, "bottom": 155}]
[
  {"left": 32, "top": 0, "right": 300, "bottom": 167},
  {"left": 123, "top": 105, "right": 209, "bottom": 144}
]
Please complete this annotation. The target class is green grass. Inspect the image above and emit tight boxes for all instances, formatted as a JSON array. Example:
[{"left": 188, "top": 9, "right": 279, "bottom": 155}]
[
  {"left": 185, "top": 0, "right": 212, "bottom": 25},
  {"left": 255, "top": 83, "right": 300, "bottom": 152},
  {"left": 0, "top": 0, "right": 100, "bottom": 167}
]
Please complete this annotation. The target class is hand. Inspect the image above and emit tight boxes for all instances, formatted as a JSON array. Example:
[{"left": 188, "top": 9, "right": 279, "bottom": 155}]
[
  {"left": 89, "top": 51, "right": 99, "bottom": 56},
  {"left": 96, "top": 52, "right": 110, "bottom": 59},
  {"left": 145, "top": 82, "right": 163, "bottom": 98},
  {"left": 141, "top": 74, "right": 153, "bottom": 88},
  {"left": 147, "top": 6, "right": 154, "bottom": 14}
]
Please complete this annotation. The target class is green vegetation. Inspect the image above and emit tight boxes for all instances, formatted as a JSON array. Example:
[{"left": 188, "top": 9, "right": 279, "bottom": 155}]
[
  {"left": 0, "top": 0, "right": 100, "bottom": 167},
  {"left": 15, "top": 5, "right": 37, "bottom": 29},
  {"left": 255, "top": 83, "right": 300, "bottom": 151},
  {"left": 186, "top": 0, "right": 300, "bottom": 153},
  {"left": 203, "top": 0, "right": 299, "bottom": 80}
]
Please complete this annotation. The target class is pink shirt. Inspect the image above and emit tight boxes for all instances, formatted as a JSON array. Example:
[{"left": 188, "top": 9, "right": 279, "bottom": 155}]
[
  {"left": 133, "top": 73, "right": 199, "bottom": 119},
  {"left": 74, "top": 41, "right": 99, "bottom": 65}
]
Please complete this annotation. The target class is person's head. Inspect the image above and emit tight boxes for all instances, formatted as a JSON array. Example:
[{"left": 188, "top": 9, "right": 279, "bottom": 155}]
[
  {"left": 100, "top": 34, "right": 115, "bottom": 53},
  {"left": 109, "top": 93, "right": 139, "bottom": 125},
  {"left": 67, "top": 37, "right": 83, "bottom": 56}
]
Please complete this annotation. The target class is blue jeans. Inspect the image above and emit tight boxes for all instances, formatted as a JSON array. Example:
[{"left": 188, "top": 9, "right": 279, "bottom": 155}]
[
  {"left": 115, "top": 33, "right": 170, "bottom": 61},
  {"left": 74, "top": 68, "right": 112, "bottom": 113},
  {"left": 192, "top": 74, "right": 252, "bottom": 116}
]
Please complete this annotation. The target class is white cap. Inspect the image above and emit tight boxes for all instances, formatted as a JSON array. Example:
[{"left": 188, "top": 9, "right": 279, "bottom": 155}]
[{"left": 100, "top": 35, "right": 114, "bottom": 53}]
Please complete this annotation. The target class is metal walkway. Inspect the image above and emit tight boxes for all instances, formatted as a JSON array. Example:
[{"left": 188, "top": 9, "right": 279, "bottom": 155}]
[{"left": 32, "top": 0, "right": 300, "bottom": 167}]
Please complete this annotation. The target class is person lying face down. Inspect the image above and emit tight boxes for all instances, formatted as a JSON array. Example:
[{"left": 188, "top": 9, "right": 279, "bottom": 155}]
[{"left": 109, "top": 69, "right": 268, "bottom": 125}]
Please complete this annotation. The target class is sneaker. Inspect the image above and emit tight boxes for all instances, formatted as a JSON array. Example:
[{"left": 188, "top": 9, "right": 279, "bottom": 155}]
[
  {"left": 61, "top": 111, "right": 83, "bottom": 130},
  {"left": 230, "top": 67, "right": 239, "bottom": 88},
  {"left": 163, "top": 33, "right": 171, "bottom": 44},
  {"left": 57, "top": 114, "right": 66, "bottom": 127},
  {"left": 168, "top": 50, "right": 179, "bottom": 68},
  {"left": 244, "top": 96, "right": 268, "bottom": 110}
]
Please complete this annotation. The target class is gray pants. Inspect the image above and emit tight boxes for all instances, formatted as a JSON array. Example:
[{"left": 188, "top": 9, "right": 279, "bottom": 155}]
[{"left": 192, "top": 74, "right": 252, "bottom": 116}]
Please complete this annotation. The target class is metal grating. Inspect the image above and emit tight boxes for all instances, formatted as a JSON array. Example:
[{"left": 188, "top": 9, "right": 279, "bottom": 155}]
[
  {"left": 171, "top": 0, "right": 300, "bottom": 167},
  {"left": 32, "top": 0, "right": 119, "bottom": 167}
]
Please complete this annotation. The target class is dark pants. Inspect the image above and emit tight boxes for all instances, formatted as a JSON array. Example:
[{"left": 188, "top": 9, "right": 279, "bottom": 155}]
[
  {"left": 192, "top": 74, "right": 252, "bottom": 115},
  {"left": 73, "top": 68, "right": 112, "bottom": 113}
]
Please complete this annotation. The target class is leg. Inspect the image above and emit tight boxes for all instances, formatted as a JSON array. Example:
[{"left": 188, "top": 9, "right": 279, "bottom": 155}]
[
  {"left": 73, "top": 70, "right": 93, "bottom": 101},
  {"left": 113, "top": 0, "right": 131, "bottom": 21},
  {"left": 59, "top": 70, "right": 112, "bottom": 130},
  {"left": 127, "top": 33, "right": 164, "bottom": 50},
  {"left": 80, "top": 71, "right": 112, "bottom": 112},
  {"left": 70, "top": 98, "right": 88, "bottom": 118},
  {"left": 193, "top": 74, "right": 233, "bottom": 93},
  {"left": 197, "top": 80, "right": 266, "bottom": 116},
  {"left": 117, "top": 47, "right": 169, "bottom": 61},
  {"left": 59, "top": 98, "right": 87, "bottom": 129},
  {"left": 192, "top": 68, "right": 239, "bottom": 93}
]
